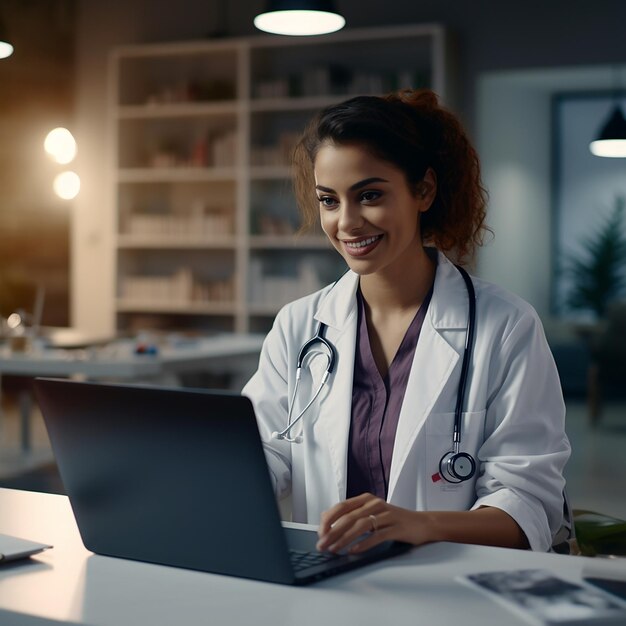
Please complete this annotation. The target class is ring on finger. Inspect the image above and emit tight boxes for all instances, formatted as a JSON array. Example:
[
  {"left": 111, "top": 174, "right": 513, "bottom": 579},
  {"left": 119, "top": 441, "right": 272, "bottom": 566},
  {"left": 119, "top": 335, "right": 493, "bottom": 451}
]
[{"left": 369, "top": 514, "right": 378, "bottom": 533}]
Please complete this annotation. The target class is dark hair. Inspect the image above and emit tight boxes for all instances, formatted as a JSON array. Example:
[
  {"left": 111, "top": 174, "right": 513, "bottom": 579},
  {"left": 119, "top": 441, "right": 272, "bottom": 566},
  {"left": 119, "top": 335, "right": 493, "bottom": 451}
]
[{"left": 292, "top": 89, "right": 489, "bottom": 261}]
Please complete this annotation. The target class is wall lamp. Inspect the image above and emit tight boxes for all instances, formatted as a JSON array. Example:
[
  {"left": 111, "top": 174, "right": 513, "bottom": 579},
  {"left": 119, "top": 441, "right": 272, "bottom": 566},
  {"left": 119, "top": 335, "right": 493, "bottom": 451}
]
[
  {"left": 44, "top": 127, "right": 81, "bottom": 200},
  {"left": 254, "top": 0, "right": 345, "bottom": 36}
]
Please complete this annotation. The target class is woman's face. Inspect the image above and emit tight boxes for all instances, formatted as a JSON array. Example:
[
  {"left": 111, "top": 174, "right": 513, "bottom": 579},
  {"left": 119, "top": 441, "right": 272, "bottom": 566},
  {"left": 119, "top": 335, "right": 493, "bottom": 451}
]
[{"left": 314, "top": 142, "right": 434, "bottom": 278}]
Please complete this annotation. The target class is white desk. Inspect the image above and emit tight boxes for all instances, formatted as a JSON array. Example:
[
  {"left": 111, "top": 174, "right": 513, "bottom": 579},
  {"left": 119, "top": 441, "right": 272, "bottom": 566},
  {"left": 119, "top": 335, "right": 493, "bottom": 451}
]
[
  {"left": 0, "top": 334, "right": 265, "bottom": 450},
  {"left": 0, "top": 488, "right": 624, "bottom": 626}
]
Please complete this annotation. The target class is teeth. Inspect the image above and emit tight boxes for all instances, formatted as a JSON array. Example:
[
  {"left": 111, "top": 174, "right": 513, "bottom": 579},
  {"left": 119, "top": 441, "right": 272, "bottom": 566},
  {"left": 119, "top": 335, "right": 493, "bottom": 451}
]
[{"left": 345, "top": 236, "right": 380, "bottom": 248}]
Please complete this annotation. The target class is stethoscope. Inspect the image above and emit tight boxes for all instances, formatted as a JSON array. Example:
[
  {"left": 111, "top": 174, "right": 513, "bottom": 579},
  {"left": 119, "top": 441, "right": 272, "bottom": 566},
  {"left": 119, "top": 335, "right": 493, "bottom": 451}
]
[{"left": 272, "top": 265, "right": 477, "bottom": 484}]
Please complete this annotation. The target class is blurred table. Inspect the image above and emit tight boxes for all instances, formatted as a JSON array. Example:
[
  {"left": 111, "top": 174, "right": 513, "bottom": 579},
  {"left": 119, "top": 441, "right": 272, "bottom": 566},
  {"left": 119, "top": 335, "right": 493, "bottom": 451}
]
[{"left": 0, "top": 332, "right": 265, "bottom": 451}]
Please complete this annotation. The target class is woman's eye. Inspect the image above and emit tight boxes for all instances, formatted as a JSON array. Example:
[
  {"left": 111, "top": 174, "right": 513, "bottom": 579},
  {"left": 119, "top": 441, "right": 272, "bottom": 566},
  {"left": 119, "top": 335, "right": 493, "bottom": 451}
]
[
  {"left": 317, "top": 196, "right": 338, "bottom": 208},
  {"left": 360, "top": 190, "right": 381, "bottom": 203}
]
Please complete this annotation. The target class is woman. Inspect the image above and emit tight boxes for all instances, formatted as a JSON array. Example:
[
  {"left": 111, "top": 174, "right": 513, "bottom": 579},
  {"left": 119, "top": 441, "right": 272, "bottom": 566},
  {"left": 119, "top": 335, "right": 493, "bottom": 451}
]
[{"left": 242, "top": 89, "right": 570, "bottom": 554}]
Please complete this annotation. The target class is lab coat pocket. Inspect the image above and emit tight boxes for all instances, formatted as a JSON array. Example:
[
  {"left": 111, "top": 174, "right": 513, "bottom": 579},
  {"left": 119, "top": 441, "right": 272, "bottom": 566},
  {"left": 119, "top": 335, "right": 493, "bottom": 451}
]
[{"left": 424, "top": 410, "right": 486, "bottom": 510}]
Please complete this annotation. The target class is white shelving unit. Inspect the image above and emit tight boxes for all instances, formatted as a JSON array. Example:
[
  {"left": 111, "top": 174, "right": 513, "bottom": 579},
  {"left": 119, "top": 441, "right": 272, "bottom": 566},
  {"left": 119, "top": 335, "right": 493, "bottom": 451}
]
[{"left": 109, "top": 24, "right": 450, "bottom": 334}]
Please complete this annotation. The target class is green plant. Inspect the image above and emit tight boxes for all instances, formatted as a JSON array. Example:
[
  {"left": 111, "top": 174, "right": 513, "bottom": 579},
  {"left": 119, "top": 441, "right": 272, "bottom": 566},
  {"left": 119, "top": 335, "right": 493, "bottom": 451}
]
[
  {"left": 574, "top": 509, "right": 626, "bottom": 556},
  {"left": 565, "top": 196, "right": 626, "bottom": 319}
]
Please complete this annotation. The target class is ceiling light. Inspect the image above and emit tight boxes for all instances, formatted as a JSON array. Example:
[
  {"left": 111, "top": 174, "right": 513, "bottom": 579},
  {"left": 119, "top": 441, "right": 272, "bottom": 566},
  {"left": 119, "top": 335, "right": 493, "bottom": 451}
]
[
  {"left": 589, "top": 104, "right": 626, "bottom": 158},
  {"left": 0, "top": 16, "right": 13, "bottom": 59},
  {"left": 254, "top": 1, "right": 345, "bottom": 36},
  {"left": 0, "top": 41, "right": 12, "bottom": 59}
]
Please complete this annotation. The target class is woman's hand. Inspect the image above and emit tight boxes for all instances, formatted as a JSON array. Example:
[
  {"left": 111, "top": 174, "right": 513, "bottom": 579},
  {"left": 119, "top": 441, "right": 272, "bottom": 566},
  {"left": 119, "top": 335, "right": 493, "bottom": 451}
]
[
  {"left": 316, "top": 492, "right": 435, "bottom": 554},
  {"left": 316, "top": 495, "right": 530, "bottom": 553}
]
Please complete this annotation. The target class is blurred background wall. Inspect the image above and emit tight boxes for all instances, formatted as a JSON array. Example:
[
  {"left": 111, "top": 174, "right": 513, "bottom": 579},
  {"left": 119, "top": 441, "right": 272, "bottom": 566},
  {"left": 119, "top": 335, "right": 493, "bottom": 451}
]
[
  {"left": 0, "top": 0, "right": 74, "bottom": 326},
  {"left": 1, "top": 0, "right": 625, "bottom": 337}
]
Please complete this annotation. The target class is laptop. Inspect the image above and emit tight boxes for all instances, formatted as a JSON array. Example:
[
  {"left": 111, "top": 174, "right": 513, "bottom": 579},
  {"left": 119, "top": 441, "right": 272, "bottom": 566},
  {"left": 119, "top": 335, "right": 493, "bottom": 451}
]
[
  {"left": 33, "top": 378, "right": 410, "bottom": 585},
  {"left": 0, "top": 534, "right": 51, "bottom": 564}
]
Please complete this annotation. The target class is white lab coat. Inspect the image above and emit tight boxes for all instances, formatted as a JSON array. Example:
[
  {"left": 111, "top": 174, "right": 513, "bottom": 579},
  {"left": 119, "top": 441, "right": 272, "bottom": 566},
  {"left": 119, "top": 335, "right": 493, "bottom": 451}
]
[{"left": 242, "top": 251, "right": 570, "bottom": 551}]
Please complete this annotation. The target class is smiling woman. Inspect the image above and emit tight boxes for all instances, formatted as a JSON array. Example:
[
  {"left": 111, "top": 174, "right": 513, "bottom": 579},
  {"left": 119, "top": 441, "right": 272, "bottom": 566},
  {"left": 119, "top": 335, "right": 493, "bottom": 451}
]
[
  {"left": 243, "top": 89, "right": 571, "bottom": 556},
  {"left": 314, "top": 145, "right": 431, "bottom": 280},
  {"left": 293, "top": 90, "right": 489, "bottom": 263}
]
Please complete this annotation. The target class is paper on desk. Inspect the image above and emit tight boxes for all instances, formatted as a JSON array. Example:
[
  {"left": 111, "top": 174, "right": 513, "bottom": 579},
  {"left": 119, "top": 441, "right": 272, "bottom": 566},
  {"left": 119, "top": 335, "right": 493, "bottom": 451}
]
[
  {"left": 582, "top": 558, "right": 626, "bottom": 582},
  {"left": 583, "top": 558, "right": 626, "bottom": 602},
  {"left": 459, "top": 569, "right": 626, "bottom": 625}
]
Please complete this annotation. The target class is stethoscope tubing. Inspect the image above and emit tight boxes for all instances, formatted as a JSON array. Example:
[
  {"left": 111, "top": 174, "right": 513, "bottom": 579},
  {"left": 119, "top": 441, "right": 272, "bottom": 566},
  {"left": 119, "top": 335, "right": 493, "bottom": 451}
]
[
  {"left": 452, "top": 266, "right": 476, "bottom": 451},
  {"left": 272, "top": 328, "right": 333, "bottom": 442}
]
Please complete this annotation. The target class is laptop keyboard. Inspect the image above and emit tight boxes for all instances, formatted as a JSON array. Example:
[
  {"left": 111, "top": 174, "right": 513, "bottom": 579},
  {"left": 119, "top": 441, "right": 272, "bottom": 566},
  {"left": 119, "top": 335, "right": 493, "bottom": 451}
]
[{"left": 289, "top": 549, "right": 343, "bottom": 572}]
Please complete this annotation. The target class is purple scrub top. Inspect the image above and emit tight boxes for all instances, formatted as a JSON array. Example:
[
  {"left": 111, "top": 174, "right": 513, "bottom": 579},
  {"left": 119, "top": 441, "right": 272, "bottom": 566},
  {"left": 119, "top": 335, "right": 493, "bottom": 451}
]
[{"left": 346, "top": 284, "right": 433, "bottom": 500}]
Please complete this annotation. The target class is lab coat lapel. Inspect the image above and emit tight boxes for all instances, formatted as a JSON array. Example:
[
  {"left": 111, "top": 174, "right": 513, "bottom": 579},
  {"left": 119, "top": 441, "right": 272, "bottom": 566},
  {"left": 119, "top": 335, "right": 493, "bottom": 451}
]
[
  {"left": 313, "top": 271, "right": 359, "bottom": 501},
  {"left": 387, "top": 252, "right": 469, "bottom": 499}
]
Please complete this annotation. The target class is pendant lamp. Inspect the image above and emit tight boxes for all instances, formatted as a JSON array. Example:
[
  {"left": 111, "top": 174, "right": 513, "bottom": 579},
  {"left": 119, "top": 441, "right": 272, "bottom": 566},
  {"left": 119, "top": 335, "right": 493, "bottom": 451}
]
[
  {"left": 0, "top": 15, "right": 14, "bottom": 59},
  {"left": 254, "top": 0, "right": 345, "bottom": 36},
  {"left": 589, "top": 104, "right": 626, "bottom": 158}
]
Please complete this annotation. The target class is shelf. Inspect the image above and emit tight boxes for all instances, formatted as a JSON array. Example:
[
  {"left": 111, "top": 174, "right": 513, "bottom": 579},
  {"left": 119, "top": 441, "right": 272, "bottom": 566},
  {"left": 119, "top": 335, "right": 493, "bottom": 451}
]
[
  {"left": 117, "top": 101, "right": 239, "bottom": 119},
  {"left": 117, "top": 235, "right": 238, "bottom": 249},
  {"left": 249, "top": 166, "right": 291, "bottom": 180},
  {"left": 249, "top": 96, "right": 348, "bottom": 112},
  {"left": 109, "top": 25, "right": 447, "bottom": 334},
  {"left": 247, "top": 304, "right": 285, "bottom": 316},
  {"left": 249, "top": 235, "right": 329, "bottom": 249},
  {"left": 117, "top": 168, "right": 238, "bottom": 183},
  {"left": 114, "top": 39, "right": 241, "bottom": 58},
  {"left": 116, "top": 300, "right": 236, "bottom": 315},
  {"left": 248, "top": 23, "right": 445, "bottom": 48}
]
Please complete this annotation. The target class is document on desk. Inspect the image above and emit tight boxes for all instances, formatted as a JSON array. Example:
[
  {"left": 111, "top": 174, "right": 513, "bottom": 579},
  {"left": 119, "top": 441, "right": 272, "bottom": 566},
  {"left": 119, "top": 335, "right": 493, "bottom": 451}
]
[
  {"left": 583, "top": 558, "right": 626, "bottom": 602},
  {"left": 0, "top": 533, "right": 51, "bottom": 563},
  {"left": 460, "top": 569, "right": 626, "bottom": 625}
]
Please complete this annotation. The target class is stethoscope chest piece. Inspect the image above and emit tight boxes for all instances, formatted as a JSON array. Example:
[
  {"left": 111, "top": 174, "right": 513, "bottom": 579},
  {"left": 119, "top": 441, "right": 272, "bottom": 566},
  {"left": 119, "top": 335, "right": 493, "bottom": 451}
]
[{"left": 439, "top": 450, "right": 477, "bottom": 483}]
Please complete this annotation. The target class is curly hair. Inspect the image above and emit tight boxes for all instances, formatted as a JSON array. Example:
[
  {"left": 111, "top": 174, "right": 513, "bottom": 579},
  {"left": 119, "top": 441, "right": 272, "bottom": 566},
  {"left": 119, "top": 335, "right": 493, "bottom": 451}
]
[{"left": 292, "top": 89, "right": 490, "bottom": 262}]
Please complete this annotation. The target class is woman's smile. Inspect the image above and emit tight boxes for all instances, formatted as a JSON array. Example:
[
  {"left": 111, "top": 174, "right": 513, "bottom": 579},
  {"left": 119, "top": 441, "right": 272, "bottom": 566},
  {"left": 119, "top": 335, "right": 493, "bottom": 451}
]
[
  {"left": 314, "top": 143, "right": 432, "bottom": 278},
  {"left": 342, "top": 234, "right": 384, "bottom": 256}
]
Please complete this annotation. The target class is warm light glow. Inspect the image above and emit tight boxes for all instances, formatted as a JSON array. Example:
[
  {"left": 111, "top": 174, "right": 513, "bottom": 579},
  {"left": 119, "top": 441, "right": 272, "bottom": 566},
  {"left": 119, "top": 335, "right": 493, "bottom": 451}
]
[
  {"left": 6, "top": 313, "right": 22, "bottom": 329},
  {"left": 44, "top": 127, "right": 77, "bottom": 164},
  {"left": 589, "top": 139, "right": 626, "bottom": 158},
  {"left": 254, "top": 10, "right": 345, "bottom": 35},
  {"left": 0, "top": 41, "right": 13, "bottom": 59},
  {"left": 53, "top": 171, "right": 81, "bottom": 199}
]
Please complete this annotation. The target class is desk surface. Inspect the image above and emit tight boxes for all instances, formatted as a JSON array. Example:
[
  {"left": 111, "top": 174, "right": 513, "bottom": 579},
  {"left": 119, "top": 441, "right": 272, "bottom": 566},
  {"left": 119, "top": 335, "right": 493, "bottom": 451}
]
[
  {"left": 0, "top": 334, "right": 265, "bottom": 379},
  {"left": 1, "top": 488, "right": 624, "bottom": 626}
]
